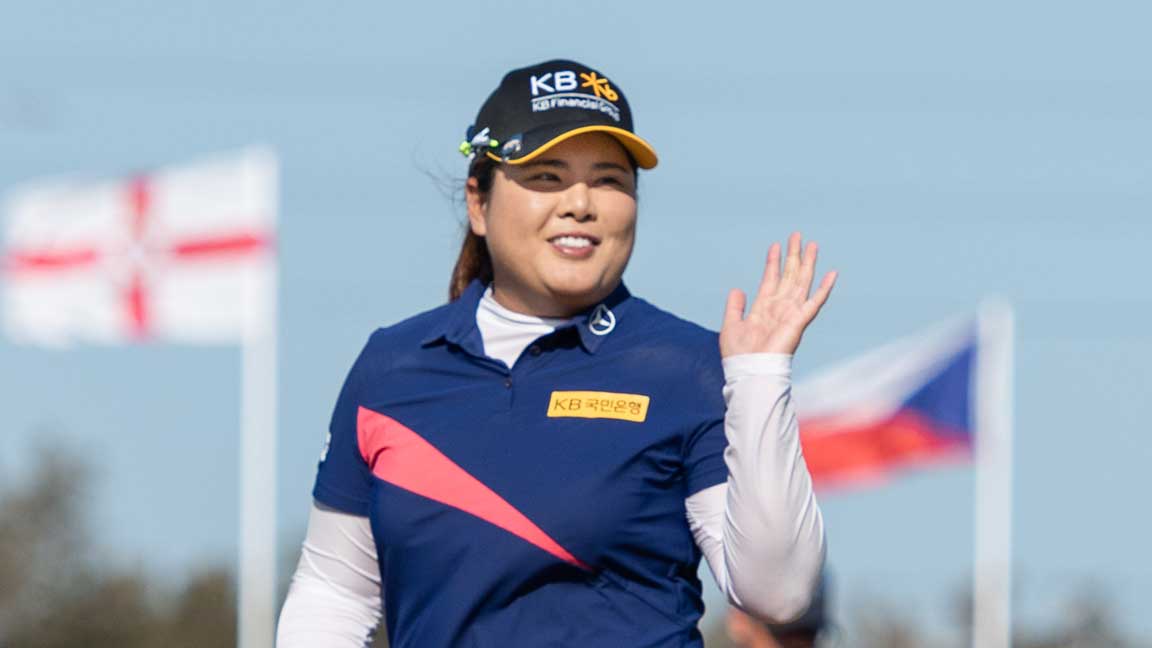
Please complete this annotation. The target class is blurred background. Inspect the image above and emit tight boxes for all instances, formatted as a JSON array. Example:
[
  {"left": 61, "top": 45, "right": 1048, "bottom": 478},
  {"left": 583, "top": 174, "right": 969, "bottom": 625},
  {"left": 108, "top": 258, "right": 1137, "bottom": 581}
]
[{"left": 1, "top": 1, "right": 1149, "bottom": 646}]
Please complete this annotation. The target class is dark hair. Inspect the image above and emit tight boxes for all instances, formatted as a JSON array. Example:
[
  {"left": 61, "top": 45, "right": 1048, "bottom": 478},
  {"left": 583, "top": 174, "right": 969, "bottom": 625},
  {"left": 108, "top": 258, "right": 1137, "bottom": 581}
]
[{"left": 449, "top": 157, "right": 497, "bottom": 300}]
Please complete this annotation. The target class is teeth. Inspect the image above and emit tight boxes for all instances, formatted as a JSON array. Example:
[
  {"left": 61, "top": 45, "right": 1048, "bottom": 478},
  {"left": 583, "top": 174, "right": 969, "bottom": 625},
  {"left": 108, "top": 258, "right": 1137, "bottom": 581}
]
[{"left": 553, "top": 236, "right": 592, "bottom": 248}]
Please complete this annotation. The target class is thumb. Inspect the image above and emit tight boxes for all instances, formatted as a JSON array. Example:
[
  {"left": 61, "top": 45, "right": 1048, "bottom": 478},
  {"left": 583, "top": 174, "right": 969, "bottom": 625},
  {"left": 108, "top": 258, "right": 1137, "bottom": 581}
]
[{"left": 723, "top": 289, "right": 746, "bottom": 329}]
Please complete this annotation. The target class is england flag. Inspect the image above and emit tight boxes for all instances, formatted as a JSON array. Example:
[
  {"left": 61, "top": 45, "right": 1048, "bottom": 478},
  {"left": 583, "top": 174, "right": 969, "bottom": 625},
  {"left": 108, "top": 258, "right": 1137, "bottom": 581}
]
[{"left": 2, "top": 148, "right": 277, "bottom": 346}]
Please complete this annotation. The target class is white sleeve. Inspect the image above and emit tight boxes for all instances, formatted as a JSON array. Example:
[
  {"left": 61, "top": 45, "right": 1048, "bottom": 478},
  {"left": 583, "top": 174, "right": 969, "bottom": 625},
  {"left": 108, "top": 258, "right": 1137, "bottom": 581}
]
[
  {"left": 276, "top": 502, "right": 384, "bottom": 647},
  {"left": 685, "top": 352, "right": 826, "bottom": 624}
]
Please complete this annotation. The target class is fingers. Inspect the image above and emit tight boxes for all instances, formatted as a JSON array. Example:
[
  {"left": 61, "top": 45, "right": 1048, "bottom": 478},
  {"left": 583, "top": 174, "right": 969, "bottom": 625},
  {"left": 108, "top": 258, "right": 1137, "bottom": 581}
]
[
  {"left": 723, "top": 288, "right": 747, "bottom": 329},
  {"left": 753, "top": 232, "right": 816, "bottom": 315},
  {"left": 755, "top": 242, "right": 782, "bottom": 302},
  {"left": 796, "top": 241, "right": 818, "bottom": 299},
  {"left": 749, "top": 232, "right": 831, "bottom": 322},
  {"left": 781, "top": 232, "right": 803, "bottom": 287},
  {"left": 802, "top": 270, "right": 838, "bottom": 319}
]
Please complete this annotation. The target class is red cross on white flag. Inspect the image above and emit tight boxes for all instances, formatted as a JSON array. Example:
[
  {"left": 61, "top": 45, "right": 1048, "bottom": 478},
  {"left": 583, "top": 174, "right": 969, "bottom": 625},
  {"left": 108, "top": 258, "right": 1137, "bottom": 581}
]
[{"left": 2, "top": 148, "right": 277, "bottom": 346}]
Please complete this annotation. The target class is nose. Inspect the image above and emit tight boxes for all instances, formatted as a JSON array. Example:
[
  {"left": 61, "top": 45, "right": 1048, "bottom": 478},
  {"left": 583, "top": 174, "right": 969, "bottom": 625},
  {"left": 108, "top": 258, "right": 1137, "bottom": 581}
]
[{"left": 557, "top": 181, "right": 596, "bottom": 223}]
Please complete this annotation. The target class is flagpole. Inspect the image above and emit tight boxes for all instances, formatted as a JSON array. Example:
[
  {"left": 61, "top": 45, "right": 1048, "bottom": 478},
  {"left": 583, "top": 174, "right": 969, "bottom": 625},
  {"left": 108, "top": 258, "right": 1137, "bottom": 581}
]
[
  {"left": 238, "top": 155, "right": 279, "bottom": 648},
  {"left": 973, "top": 298, "right": 1014, "bottom": 648}
]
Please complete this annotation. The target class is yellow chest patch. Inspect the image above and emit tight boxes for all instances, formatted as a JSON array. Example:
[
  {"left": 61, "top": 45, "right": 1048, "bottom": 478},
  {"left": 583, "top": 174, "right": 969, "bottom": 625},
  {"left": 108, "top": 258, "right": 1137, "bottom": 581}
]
[{"left": 546, "top": 391, "right": 651, "bottom": 423}]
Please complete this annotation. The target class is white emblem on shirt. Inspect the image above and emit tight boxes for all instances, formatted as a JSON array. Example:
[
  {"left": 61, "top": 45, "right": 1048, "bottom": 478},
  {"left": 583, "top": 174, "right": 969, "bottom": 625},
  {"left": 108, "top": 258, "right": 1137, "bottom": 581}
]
[{"left": 588, "top": 304, "right": 616, "bottom": 336}]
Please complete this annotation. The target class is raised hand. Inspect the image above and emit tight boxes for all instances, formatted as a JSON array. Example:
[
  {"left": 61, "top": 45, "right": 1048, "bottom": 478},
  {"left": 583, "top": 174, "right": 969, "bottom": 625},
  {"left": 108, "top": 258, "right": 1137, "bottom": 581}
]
[{"left": 720, "top": 232, "right": 837, "bottom": 358}]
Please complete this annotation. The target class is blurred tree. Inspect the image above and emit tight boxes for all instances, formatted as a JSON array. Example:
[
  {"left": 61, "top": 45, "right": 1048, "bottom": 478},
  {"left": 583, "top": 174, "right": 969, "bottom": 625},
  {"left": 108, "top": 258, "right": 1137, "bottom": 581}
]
[
  {"left": 0, "top": 445, "right": 95, "bottom": 641},
  {"left": 7, "top": 571, "right": 162, "bottom": 647},
  {"left": 849, "top": 602, "right": 926, "bottom": 648},
  {"left": 156, "top": 567, "right": 237, "bottom": 648},
  {"left": 0, "top": 444, "right": 236, "bottom": 647},
  {"left": 1016, "top": 590, "right": 1132, "bottom": 648},
  {"left": 3, "top": 445, "right": 1146, "bottom": 647},
  {"left": 669, "top": 586, "right": 1152, "bottom": 648}
]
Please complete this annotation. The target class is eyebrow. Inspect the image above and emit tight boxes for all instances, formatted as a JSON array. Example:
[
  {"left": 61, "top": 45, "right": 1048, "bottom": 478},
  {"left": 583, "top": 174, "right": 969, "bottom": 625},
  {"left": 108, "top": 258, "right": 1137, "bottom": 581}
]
[
  {"left": 519, "top": 159, "right": 568, "bottom": 170},
  {"left": 592, "top": 161, "right": 631, "bottom": 173},
  {"left": 518, "top": 159, "right": 631, "bottom": 173}
]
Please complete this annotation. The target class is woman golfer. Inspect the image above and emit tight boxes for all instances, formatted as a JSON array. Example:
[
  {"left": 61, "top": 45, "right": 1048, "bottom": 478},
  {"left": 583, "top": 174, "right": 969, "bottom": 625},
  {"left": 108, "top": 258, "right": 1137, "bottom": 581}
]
[{"left": 278, "top": 58, "right": 835, "bottom": 648}]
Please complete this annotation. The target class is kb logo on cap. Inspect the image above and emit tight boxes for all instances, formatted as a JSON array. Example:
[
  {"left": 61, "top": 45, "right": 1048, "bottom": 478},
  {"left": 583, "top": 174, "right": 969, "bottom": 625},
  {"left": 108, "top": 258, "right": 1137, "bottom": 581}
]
[
  {"left": 530, "top": 71, "right": 580, "bottom": 96},
  {"left": 530, "top": 70, "right": 619, "bottom": 102},
  {"left": 529, "top": 69, "right": 622, "bottom": 122}
]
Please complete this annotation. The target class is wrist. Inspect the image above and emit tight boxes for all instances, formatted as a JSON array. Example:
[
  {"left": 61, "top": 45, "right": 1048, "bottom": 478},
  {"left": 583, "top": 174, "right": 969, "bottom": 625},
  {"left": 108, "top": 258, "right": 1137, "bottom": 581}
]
[{"left": 722, "top": 353, "right": 793, "bottom": 381}]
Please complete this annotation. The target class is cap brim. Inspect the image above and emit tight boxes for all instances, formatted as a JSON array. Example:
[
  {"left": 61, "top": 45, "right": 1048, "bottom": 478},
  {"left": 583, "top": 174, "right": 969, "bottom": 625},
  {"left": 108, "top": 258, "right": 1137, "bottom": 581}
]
[{"left": 487, "top": 124, "right": 658, "bottom": 170}]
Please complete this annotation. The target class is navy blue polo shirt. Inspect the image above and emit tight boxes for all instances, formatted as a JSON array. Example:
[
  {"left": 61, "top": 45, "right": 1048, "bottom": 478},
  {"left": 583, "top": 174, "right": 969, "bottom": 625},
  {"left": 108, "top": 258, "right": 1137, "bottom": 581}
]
[{"left": 314, "top": 279, "right": 729, "bottom": 648}]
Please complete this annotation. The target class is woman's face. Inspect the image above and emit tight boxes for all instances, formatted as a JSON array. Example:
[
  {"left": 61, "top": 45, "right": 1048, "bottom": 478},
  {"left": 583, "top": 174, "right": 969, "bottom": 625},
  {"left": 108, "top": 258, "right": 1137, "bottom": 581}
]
[{"left": 466, "top": 132, "right": 638, "bottom": 317}]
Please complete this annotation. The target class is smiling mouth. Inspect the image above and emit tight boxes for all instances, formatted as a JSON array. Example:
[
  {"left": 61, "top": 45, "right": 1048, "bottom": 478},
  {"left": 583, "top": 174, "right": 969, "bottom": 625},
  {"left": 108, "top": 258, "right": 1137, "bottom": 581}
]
[
  {"left": 549, "top": 235, "right": 598, "bottom": 249},
  {"left": 547, "top": 234, "right": 600, "bottom": 257}
]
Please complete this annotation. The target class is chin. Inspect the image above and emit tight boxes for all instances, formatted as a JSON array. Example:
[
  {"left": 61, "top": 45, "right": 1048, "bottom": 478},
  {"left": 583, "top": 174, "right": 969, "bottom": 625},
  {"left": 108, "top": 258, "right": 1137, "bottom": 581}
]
[{"left": 543, "top": 273, "right": 613, "bottom": 306}]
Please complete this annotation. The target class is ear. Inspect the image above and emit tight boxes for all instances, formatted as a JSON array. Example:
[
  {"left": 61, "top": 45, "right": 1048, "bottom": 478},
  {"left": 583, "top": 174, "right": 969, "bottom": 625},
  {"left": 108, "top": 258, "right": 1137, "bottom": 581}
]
[{"left": 465, "top": 176, "right": 489, "bottom": 237}]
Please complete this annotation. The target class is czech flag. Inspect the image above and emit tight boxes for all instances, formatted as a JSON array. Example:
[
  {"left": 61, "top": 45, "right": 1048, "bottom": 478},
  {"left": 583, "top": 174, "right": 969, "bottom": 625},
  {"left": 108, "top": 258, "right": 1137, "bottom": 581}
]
[{"left": 795, "top": 319, "right": 978, "bottom": 489}]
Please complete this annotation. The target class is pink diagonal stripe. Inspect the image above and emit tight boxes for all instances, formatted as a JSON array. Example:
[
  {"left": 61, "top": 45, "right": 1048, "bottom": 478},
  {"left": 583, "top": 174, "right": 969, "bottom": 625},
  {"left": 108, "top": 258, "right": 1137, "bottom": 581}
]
[{"left": 357, "top": 407, "right": 588, "bottom": 570}]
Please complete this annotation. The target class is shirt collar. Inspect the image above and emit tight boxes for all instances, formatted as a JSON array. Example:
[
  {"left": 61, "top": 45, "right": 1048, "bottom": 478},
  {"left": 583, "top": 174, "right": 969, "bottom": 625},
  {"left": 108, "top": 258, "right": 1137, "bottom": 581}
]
[
  {"left": 572, "top": 280, "right": 632, "bottom": 354},
  {"left": 421, "top": 279, "right": 634, "bottom": 356},
  {"left": 420, "top": 278, "right": 488, "bottom": 356}
]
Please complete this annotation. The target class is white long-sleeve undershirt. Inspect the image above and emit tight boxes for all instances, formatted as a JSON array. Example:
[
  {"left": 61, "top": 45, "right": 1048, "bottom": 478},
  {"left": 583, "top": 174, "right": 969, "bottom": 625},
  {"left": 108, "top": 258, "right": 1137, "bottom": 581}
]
[
  {"left": 277, "top": 504, "right": 383, "bottom": 647},
  {"left": 692, "top": 353, "right": 826, "bottom": 622},
  {"left": 276, "top": 292, "right": 824, "bottom": 645}
]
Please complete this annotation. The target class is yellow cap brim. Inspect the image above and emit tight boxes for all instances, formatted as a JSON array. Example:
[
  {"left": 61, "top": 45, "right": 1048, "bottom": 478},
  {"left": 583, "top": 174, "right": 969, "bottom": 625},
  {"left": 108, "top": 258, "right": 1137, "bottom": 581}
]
[{"left": 486, "top": 125, "right": 658, "bottom": 170}]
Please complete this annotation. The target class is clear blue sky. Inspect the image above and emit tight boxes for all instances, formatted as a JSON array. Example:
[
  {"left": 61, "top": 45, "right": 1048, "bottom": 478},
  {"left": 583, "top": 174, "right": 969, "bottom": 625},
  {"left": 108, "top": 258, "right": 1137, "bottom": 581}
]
[{"left": 2, "top": 0, "right": 1149, "bottom": 640}]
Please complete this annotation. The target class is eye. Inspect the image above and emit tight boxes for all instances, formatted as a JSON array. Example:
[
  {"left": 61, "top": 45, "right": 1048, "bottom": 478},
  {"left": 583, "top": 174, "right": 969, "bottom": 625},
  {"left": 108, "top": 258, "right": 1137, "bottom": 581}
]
[
  {"left": 528, "top": 172, "right": 561, "bottom": 182},
  {"left": 596, "top": 174, "right": 636, "bottom": 190}
]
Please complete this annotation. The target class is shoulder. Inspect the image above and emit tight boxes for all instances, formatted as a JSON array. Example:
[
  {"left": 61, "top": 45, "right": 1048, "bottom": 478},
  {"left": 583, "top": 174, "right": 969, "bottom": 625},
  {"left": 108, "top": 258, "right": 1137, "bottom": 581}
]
[
  {"left": 625, "top": 297, "right": 718, "bottom": 351},
  {"left": 368, "top": 301, "right": 454, "bottom": 346},
  {"left": 618, "top": 296, "right": 723, "bottom": 377},
  {"left": 353, "top": 300, "right": 457, "bottom": 373}
]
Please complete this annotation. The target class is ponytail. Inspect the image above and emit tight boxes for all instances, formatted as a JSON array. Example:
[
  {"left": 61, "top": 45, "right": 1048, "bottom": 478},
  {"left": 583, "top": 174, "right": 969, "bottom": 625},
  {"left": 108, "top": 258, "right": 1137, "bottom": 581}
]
[{"left": 449, "top": 158, "right": 497, "bottom": 300}]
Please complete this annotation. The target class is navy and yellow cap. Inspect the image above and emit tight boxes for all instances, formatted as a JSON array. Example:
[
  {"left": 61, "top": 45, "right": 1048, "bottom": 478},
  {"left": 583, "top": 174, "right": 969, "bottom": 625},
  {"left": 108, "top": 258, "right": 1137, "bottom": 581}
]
[{"left": 460, "top": 59, "right": 658, "bottom": 170}]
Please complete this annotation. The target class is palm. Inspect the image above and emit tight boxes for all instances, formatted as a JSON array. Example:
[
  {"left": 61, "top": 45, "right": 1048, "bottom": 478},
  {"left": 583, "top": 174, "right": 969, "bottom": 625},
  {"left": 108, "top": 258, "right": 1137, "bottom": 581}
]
[{"left": 720, "top": 232, "right": 837, "bottom": 357}]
